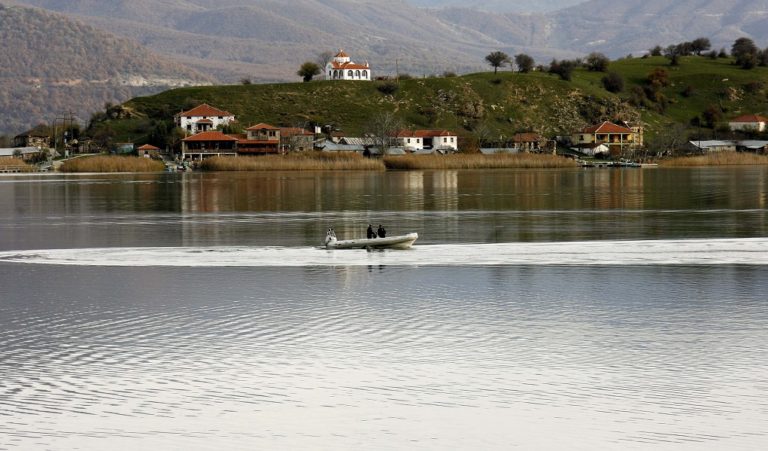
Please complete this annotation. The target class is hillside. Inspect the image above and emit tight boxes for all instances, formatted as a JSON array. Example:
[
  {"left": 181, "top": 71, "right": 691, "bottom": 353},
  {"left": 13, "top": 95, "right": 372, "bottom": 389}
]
[
  {"left": 9, "top": 0, "right": 768, "bottom": 88},
  {"left": 94, "top": 56, "right": 768, "bottom": 149},
  {"left": 0, "top": 3, "right": 213, "bottom": 134}
]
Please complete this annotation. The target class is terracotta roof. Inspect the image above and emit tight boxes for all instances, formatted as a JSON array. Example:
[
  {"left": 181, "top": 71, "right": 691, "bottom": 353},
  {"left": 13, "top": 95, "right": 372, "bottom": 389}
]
[
  {"left": 334, "top": 49, "right": 349, "bottom": 58},
  {"left": 513, "top": 133, "right": 542, "bottom": 143},
  {"left": 177, "top": 103, "right": 233, "bottom": 118},
  {"left": 247, "top": 123, "right": 279, "bottom": 130},
  {"left": 330, "top": 61, "right": 370, "bottom": 70},
  {"left": 137, "top": 144, "right": 160, "bottom": 150},
  {"left": 279, "top": 127, "right": 313, "bottom": 136},
  {"left": 415, "top": 130, "right": 455, "bottom": 138},
  {"left": 581, "top": 121, "right": 633, "bottom": 134},
  {"left": 730, "top": 114, "right": 768, "bottom": 123},
  {"left": 182, "top": 131, "right": 238, "bottom": 142}
]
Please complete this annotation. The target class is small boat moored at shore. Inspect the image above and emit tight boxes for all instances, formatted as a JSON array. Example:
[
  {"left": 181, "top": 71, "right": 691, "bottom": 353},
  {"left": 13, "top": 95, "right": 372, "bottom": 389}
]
[{"left": 324, "top": 228, "right": 418, "bottom": 250}]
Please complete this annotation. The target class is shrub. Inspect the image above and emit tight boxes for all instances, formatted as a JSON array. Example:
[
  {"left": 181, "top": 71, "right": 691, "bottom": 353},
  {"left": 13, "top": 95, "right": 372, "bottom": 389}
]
[
  {"left": 585, "top": 52, "right": 610, "bottom": 72},
  {"left": 601, "top": 72, "right": 624, "bottom": 93},
  {"left": 681, "top": 85, "right": 695, "bottom": 97},
  {"left": 376, "top": 81, "right": 399, "bottom": 95}
]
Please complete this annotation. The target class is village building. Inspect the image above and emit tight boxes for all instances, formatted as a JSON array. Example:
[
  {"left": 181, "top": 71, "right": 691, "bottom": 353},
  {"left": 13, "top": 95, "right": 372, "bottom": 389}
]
[
  {"left": 279, "top": 127, "right": 315, "bottom": 152},
  {"left": 686, "top": 140, "right": 737, "bottom": 153},
  {"left": 326, "top": 49, "right": 371, "bottom": 81},
  {"left": 512, "top": 133, "right": 547, "bottom": 152},
  {"left": 571, "top": 121, "right": 641, "bottom": 155},
  {"left": 137, "top": 144, "right": 161, "bottom": 158},
  {"left": 181, "top": 131, "right": 238, "bottom": 160},
  {"left": 395, "top": 130, "right": 458, "bottom": 152},
  {"left": 13, "top": 126, "right": 51, "bottom": 149},
  {"left": 237, "top": 123, "right": 281, "bottom": 155},
  {"left": 728, "top": 114, "right": 768, "bottom": 132},
  {"left": 175, "top": 104, "right": 236, "bottom": 135}
]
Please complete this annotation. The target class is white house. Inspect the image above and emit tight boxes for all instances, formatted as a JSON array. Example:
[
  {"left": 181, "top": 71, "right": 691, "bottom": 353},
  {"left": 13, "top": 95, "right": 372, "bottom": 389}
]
[
  {"left": 728, "top": 114, "right": 768, "bottom": 132},
  {"left": 395, "top": 130, "right": 458, "bottom": 152},
  {"left": 326, "top": 49, "right": 371, "bottom": 81},
  {"left": 175, "top": 104, "right": 236, "bottom": 134}
]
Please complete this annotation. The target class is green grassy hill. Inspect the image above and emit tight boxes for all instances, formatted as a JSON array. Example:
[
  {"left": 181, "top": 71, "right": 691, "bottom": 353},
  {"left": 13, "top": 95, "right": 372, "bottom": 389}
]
[{"left": 99, "top": 55, "right": 768, "bottom": 148}]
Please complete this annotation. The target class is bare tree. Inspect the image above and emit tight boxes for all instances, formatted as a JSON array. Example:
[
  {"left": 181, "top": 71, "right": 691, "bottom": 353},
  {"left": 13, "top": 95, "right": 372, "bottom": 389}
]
[{"left": 365, "top": 112, "right": 402, "bottom": 155}]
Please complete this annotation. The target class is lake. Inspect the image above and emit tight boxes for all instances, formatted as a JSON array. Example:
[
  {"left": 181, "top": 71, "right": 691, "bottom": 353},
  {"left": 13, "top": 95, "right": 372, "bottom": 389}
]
[{"left": 1, "top": 168, "right": 767, "bottom": 450}]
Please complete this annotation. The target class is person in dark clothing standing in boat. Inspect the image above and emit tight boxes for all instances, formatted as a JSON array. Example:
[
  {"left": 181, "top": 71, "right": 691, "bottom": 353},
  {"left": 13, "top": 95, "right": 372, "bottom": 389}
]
[
  {"left": 367, "top": 224, "right": 375, "bottom": 239},
  {"left": 377, "top": 225, "right": 386, "bottom": 238}
]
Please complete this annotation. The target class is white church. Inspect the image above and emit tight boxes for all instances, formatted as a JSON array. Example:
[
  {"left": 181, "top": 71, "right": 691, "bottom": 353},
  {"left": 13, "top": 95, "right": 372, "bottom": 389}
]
[{"left": 326, "top": 49, "right": 371, "bottom": 81}]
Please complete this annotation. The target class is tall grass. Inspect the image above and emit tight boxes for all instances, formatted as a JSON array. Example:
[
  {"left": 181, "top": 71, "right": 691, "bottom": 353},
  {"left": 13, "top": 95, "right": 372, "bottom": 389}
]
[
  {"left": 199, "top": 153, "right": 385, "bottom": 171},
  {"left": 0, "top": 157, "right": 34, "bottom": 172},
  {"left": 660, "top": 152, "right": 768, "bottom": 167},
  {"left": 59, "top": 155, "right": 165, "bottom": 172},
  {"left": 383, "top": 153, "right": 578, "bottom": 170}
]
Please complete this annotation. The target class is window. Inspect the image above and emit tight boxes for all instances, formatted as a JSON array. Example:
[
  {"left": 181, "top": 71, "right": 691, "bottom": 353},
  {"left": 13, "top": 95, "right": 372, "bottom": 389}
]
[
  {"left": 356, "top": 70, "right": 360, "bottom": 78},
  {"left": 348, "top": 70, "right": 354, "bottom": 77},
  {"left": 407, "top": 139, "right": 411, "bottom": 144},
  {"left": 362, "top": 70, "right": 368, "bottom": 78}
]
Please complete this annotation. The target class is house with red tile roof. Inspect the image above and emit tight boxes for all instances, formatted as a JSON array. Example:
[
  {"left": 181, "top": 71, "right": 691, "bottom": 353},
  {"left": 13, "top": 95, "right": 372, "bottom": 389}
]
[
  {"left": 137, "top": 144, "right": 161, "bottom": 158},
  {"left": 181, "top": 131, "right": 238, "bottom": 160},
  {"left": 175, "top": 104, "right": 236, "bottom": 134},
  {"left": 729, "top": 114, "right": 768, "bottom": 132},
  {"left": 395, "top": 129, "right": 458, "bottom": 152},
  {"left": 325, "top": 49, "right": 371, "bottom": 81},
  {"left": 571, "top": 121, "right": 640, "bottom": 155},
  {"left": 238, "top": 123, "right": 281, "bottom": 155}
]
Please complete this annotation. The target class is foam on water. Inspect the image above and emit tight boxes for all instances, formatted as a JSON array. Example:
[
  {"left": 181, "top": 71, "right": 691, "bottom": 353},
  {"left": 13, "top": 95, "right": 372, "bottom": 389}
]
[{"left": 2, "top": 238, "right": 767, "bottom": 267}]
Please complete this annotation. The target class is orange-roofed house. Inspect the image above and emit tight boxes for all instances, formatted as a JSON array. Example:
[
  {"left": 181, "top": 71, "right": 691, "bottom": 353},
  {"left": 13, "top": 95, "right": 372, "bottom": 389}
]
[
  {"left": 729, "top": 114, "right": 768, "bottom": 132},
  {"left": 571, "top": 121, "right": 640, "bottom": 156},
  {"left": 175, "top": 104, "right": 236, "bottom": 134},
  {"left": 325, "top": 49, "right": 371, "bottom": 81},
  {"left": 181, "top": 131, "right": 238, "bottom": 160},
  {"left": 395, "top": 130, "right": 458, "bottom": 152},
  {"left": 237, "top": 123, "right": 281, "bottom": 155},
  {"left": 137, "top": 144, "right": 161, "bottom": 158}
]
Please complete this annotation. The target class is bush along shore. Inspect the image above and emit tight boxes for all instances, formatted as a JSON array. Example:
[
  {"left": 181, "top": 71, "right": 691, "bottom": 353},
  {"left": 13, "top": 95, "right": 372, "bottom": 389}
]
[
  {"left": 59, "top": 156, "right": 166, "bottom": 173},
  {"left": 383, "top": 153, "right": 579, "bottom": 170},
  {"left": 659, "top": 152, "right": 768, "bottom": 167}
]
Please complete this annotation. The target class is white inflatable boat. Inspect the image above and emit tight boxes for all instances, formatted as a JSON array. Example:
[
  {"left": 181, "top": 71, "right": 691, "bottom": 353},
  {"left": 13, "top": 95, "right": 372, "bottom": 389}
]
[{"left": 324, "top": 229, "right": 418, "bottom": 250}]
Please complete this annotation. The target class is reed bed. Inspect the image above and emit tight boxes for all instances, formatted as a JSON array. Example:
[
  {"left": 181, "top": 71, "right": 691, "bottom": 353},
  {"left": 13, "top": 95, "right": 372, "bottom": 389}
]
[
  {"left": 199, "top": 153, "right": 385, "bottom": 171},
  {"left": 59, "top": 156, "right": 165, "bottom": 173},
  {"left": 660, "top": 152, "right": 768, "bottom": 167},
  {"left": 383, "top": 153, "right": 578, "bottom": 170},
  {"left": 0, "top": 157, "right": 35, "bottom": 172}
]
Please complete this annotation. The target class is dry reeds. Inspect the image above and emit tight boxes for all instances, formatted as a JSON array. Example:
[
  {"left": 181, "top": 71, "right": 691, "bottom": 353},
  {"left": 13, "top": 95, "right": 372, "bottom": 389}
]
[
  {"left": 383, "top": 153, "right": 578, "bottom": 170},
  {"left": 0, "top": 157, "right": 35, "bottom": 172},
  {"left": 199, "top": 153, "right": 385, "bottom": 171},
  {"left": 660, "top": 152, "right": 768, "bottom": 167},
  {"left": 59, "top": 155, "right": 165, "bottom": 172}
]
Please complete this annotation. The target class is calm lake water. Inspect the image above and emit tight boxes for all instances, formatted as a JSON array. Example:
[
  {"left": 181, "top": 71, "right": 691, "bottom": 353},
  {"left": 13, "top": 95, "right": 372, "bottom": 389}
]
[{"left": 1, "top": 168, "right": 767, "bottom": 450}]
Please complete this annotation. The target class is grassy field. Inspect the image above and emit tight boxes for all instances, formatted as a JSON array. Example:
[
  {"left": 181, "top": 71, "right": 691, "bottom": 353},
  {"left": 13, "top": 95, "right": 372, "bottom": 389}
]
[
  {"left": 660, "top": 152, "right": 768, "bottom": 166},
  {"left": 94, "top": 56, "right": 768, "bottom": 149},
  {"left": 59, "top": 155, "right": 165, "bottom": 172},
  {"left": 199, "top": 153, "right": 385, "bottom": 171},
  {"left": 384, "top": 153, "right": 578, "bottom": 169}
]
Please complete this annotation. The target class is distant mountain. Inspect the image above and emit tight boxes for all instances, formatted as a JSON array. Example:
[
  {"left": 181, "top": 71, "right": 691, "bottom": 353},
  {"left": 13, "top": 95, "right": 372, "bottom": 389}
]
[
  {"left": 4, "top": 0, "right": 768, "bottom": 135},
  {"left": 0, "top": 3, "right": 212, "bottom": 135},
  {"left": 409, "top": 0, "right": 584, "bottom": 13}
]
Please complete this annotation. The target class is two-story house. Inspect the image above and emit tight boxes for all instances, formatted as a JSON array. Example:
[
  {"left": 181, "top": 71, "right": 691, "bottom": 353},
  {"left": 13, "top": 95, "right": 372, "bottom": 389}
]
[
  {"left": 571, "top": 121, "right": 639, "bottom": 156},
  {"left": 175, "top": 104, "right": 236, "bottom": 135}
]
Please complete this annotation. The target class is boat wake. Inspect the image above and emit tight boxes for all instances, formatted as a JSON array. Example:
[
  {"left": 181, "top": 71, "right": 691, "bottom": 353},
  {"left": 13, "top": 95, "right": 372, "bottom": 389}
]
[{"left": 1, "top": 238, "right": 768, "bottom": 267}]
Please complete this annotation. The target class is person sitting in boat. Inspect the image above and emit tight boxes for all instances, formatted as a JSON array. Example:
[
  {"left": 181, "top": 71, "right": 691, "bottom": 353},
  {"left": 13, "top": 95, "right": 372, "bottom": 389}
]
[
  {"left": 367, "top": 224, "right": 376, "bottom": 239},
  {"left": 377, "top": 225, "right": 386, "bottom": 238}
]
